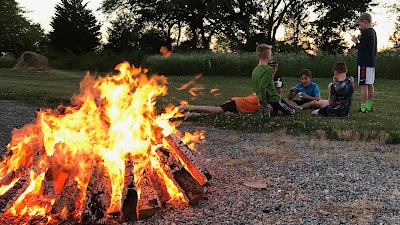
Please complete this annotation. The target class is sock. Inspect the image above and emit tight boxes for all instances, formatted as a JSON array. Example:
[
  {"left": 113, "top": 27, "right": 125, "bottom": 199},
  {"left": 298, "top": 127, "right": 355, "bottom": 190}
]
[
  {"left": 360, "top": 102, "right": 367, "bottom": 112},
  {"left": 367, "top": 100, "right": 373, "bottom": 111}
]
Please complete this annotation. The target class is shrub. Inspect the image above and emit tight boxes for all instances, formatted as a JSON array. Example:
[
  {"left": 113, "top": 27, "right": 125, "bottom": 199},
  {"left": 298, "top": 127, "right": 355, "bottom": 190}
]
[{"left": 0, "top": 55, "right": 17, "bottom": 68}]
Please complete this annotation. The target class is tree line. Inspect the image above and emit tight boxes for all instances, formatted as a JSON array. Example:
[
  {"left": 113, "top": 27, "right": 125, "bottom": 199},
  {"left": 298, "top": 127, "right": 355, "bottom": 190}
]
[{"left": 1, "top": 0, "right": 400, "bottom": 58}]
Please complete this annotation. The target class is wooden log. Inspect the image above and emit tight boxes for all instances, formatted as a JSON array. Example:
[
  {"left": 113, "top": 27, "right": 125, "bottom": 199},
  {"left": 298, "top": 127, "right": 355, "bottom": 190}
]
[
  {"left": 50, "top": 169, "right": 83, "bottom": 221},
  {"left": 81, "top": 161, "right": 112, "bottom": 224},
  {"left": 133, "top": 160, "right": 161, "bottom": 220},
  {"left": 156, "top": 147, "right": 204, "bottom": 205},
  {"left": 0, "top": 166, "right": 25, "bottom": 187},
  {"left": 164, "top": 134, "right": 212, "bottom": 185},
  {"left": 0, "top": 170, "right": 31, "bottom": 217},
  {"left": 0, "top": 147, "right": 44, "bottom": 217},
  {"left": 121, "top": 157, "right": 137, "bottom": 222}
]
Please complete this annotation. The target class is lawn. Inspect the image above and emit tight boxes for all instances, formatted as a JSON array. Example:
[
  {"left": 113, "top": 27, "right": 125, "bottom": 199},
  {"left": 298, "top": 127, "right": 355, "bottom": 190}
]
[{"left": 1, "top": 68, "right": 399, "bottom": 143}]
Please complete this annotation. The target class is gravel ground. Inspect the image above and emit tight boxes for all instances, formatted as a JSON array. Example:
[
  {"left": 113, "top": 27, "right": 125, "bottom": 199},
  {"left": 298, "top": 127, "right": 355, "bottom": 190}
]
[{"left": 0, "top": 100, "right": 399, "bottom": 225}]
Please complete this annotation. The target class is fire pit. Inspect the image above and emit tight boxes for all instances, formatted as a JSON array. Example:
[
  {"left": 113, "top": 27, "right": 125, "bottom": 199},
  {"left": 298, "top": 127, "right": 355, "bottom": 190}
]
[{"left": 0, "top": 63, "right": 211, "bottom": 224}]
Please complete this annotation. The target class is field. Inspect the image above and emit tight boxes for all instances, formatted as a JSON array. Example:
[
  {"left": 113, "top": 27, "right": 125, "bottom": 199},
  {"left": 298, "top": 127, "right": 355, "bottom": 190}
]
[{"left": 0, "top": 68, "right": 399, "bottom": 143}]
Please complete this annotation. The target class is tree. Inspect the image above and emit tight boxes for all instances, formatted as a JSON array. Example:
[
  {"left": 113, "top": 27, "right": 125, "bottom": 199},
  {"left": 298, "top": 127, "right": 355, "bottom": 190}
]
[
  {"left": 0, "top": 0, "right": 45, "bottom": 56},
  {"left": 104, "top": 12, "right": 141, "bottom": 54},
  {"left": 390, "top": 16, "right": 400, "bottom": 48},
  {"left": 308, "top": 0, "right": 375, "bottom": 54},
  {"left": 49, "top": 0, "right": 101, "bottom": 54}
]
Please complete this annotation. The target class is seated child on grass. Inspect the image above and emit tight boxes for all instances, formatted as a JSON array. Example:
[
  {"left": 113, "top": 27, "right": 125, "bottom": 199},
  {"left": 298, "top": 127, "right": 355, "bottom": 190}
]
[
  {"left": 178, "top": 44, "right": 294, "bottom": 117},
  {"left": 312, "top": 61, "right": 355, "bottom": 117},
  {"left": 284, "top": 69, "right": 320, "bottom": 110}
]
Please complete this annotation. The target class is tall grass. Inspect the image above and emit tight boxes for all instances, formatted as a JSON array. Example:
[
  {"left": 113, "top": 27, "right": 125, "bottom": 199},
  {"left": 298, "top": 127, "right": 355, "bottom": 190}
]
[{"left": 2, "top": 48, "right": 399, "bottom": 80}]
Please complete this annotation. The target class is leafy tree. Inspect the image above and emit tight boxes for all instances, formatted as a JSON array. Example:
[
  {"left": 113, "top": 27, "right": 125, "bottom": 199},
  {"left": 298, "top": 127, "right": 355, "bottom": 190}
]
[
  {"left": 308, "top": 0, "right": 375, "bottom": 54},
  {"left": 390, "top": 16, "right": 400, "bottom": 48},
  {"left": 49, "top": 0, "right": 101, "bottom": 54},
  {"left": 0, "top": 0, "right": 45, "bottom": 56},
  {"left": 104, "top": 12, "right": 141, "bottom": 54}
]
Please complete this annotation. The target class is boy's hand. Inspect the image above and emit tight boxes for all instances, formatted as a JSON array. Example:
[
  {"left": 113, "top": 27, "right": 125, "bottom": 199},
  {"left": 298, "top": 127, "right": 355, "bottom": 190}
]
[
  {"left": 351, "top": 35, "right": 358, "bottom": 44},
  {"left": 300, "top": 92, "right": 308, "bottom": 98},
  {"left": 290, "top": 87, "right": 296, "bottom": 92}
]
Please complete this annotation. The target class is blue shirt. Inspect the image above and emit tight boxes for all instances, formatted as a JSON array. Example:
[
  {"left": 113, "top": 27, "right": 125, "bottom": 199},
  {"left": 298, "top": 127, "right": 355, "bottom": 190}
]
[{"left": 293, "top": 82, "right": 320, "bottom": 100}]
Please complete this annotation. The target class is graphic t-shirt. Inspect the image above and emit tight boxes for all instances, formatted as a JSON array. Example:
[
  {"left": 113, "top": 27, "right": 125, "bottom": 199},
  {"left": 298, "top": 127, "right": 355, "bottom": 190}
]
[
  {"left": 326, "top": 77, "right": 355, "bottom": 116},
  {"left": 293, "top": 82, "right": 320, "bottom": 101}
]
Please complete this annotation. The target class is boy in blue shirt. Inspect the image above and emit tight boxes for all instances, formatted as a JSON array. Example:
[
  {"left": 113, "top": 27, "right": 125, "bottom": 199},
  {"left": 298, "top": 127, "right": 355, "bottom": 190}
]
[{"left": 284, "top": 69, "right": 321, "bottom": 110}]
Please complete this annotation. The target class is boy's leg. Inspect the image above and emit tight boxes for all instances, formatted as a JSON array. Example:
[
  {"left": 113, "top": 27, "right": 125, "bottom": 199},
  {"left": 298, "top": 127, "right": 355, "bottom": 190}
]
[
  {"left": 367, "top": 84, "right": 374, "bottom": 111},
  {"left": 190, "top": 106, "right": 224, "bottom": 114},
  {"left": 301, "top": 100, "right": 318, "bottom": 109},
  {"left": 317, "top": 100, "right": 330, "bottom": 108},
  {"left": 284, "top": 98, "right": 299, "bottom": 109}
]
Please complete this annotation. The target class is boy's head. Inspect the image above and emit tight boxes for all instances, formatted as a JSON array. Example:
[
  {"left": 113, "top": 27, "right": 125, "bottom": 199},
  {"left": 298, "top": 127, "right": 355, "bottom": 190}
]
[
  {"left": 299, "top": 69, "right": 312, "bottom": 87},
  {"left": 256, "top": 44, "right": 272, "bottom": 61},
  {"left": 333, "top": 61, "right": 348, "bottom": 75},
  {"left": 357, "top": 13, "right": 372, "bottom": 30},
  {"left": 268, "top": 59, "right": 278, "bottom": 76}
]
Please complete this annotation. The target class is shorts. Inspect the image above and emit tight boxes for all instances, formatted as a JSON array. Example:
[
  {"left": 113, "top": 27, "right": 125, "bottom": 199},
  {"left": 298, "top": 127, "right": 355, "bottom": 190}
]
[
  {"left": 318, "top": 105, "right": 349, "bottom": 117},
  {"left": 269, "top": 100, "right": 295, "bottom": 115},
  {"left": 220, "top": 99, "right": 238, "bottom": 113},
  {"left": 358, "top": 66, "right": 375, "bottom": 85},
  {"left": 293, "top": 99, "right": 310, "bottom": 106}
]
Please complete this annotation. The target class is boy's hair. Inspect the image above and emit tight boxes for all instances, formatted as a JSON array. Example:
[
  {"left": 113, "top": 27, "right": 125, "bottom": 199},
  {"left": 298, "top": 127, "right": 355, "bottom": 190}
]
[
  {"left": 357, "top": 12, "right": 372, "bottom": 23},
  {"left": 256, "top": 44, "right": 272, "bottom": 59},
  {"left": 299, "top": 69, "right": 312, "bottom": 78},
  {"left": 333, "top": 61, "right": 347, "bottom": 73}
]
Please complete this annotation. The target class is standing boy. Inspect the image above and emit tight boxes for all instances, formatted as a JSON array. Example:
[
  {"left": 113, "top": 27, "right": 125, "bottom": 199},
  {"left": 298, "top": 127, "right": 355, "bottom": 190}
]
[
  {"left": 312, "top": 61, "right": 355, "bottom": 117},
  {"left": 351, "top": 12, "right": 377, "bottom": 113}
]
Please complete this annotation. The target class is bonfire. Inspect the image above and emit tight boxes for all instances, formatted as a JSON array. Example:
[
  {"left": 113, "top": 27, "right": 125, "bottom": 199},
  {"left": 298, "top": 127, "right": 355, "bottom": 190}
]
[{"left": 0, "top": 62, "right": 211, "bottom": 224}]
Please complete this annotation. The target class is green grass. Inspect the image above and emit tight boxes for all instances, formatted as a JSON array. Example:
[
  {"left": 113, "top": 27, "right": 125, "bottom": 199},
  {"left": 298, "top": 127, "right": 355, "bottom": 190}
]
[{"left": 1, "top": 68, "right": 399, "bottom": 143}]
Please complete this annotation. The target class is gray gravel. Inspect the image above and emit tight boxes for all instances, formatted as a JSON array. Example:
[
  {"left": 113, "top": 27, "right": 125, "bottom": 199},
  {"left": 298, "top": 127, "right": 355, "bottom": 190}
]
[{"left": 0, "top": 100, "right": 399, "bottom": 224}]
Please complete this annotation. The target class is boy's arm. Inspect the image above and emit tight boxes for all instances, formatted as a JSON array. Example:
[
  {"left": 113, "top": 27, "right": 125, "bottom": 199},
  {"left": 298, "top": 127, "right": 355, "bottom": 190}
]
[
  {"left": 356, "top": 30, "right": 375, "bottom": 50},
  {"left": 287, "top": 87, "right": 296, "bottom": 100},
  {"left": 258, "top": 70, "right": 274, "bottom": 106}
]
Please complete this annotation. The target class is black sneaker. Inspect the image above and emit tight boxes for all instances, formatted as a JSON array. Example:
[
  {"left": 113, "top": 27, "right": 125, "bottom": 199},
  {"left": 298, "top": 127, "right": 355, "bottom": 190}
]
[{"left": 358, "top": 108, "right": 367, "bottom": 113}]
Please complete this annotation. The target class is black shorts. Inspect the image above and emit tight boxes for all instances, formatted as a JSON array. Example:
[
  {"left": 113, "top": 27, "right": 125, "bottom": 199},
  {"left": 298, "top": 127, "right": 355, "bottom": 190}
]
[
  {"left": 219, "top": 99, "right": 238, "bottom": 113},
  {"left": 269, "top": 100, "right": 295, "bottom": 115},
  {"left": 293, "top": 99, "right": 310, "bottom": 106},
  {"left": 318, "top": 105, "right": 349, "bottom": 117}
]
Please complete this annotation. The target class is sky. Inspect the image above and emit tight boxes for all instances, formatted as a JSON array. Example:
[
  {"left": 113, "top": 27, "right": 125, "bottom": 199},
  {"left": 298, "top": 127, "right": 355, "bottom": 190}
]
[{"left": 16, "top": 0, "right": 398, "bottom": 51}]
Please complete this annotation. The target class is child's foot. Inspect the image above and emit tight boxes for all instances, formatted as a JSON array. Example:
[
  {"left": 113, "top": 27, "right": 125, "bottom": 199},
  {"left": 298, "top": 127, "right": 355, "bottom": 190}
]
[
  {"left": 178, "top": 105, "right": 189, "bottom": 112},
  {"left": 358, "top": 108, "right": 367, "bottom": 113},
  {"left": 184, "top": 111, "right": 201, "bottom": 120}
]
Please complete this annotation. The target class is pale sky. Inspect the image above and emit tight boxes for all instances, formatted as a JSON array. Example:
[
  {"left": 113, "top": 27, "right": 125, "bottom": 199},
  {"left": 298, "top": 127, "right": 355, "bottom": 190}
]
[{"left": 16, "top": 0, "right": 398, "bottom": 51}]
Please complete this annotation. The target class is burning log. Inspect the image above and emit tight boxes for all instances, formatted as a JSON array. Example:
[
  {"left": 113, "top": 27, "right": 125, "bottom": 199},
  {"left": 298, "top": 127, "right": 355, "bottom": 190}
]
[
  {"left": 121, "top": 157, "right": 137, "bottom": 222},
  {"left": 0, "top": 148, "right": 44, "bottom": 217},
  {"left": 0, "top": 171, "right": 31, "bottom": 217},
  {"left": 0, "top": 167, "right": 25, "bottom": 187},
  {"left": 82, "top": 160, "right": 112, "bottom": 224},
  {"left": 50, "top": 169, "right": 83, "bottom": 220},
  {"left": 134, "top": 160, "right": 161, "bottom": 219},
  {"left": 164, "top": 134, "right": 212, "bottom": 185},
  {"left": 156, "top": 147, "right": 204, "bottom": 205}
]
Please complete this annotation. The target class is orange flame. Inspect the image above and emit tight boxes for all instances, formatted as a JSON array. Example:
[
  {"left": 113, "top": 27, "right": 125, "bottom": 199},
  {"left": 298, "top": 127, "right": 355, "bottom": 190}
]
[
  {"left": 160, "top": 46, "right": 172, "bottom": 57},
  {"left": 0, "top": 62, "right": 204, "bottom": 222}
]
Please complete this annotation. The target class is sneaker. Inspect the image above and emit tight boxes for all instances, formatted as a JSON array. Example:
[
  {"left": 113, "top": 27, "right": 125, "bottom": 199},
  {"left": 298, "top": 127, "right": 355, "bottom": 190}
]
[
  {"left": 296, "top": 106, "right": 303, "bottom": 110},
  {"left": 279, "top": 101, "right": 295, "bottom": 115},
  {"left": 358, "top": 108, "right": 367, "bottom": 113},
  {"left": 184, "top": 111, "right": 201, "bottom": 120}
]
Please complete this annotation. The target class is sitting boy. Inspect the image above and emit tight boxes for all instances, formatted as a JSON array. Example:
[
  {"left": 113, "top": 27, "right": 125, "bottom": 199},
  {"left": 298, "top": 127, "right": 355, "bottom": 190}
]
[
  {"left": 284, "top": 69, "right": 320, "bottom": 110},
  {"left": 178, "top": 44, "right": 294, "bottom": 116},
  {"left": 312, "top": 61, "right": 355, "bottom": 117},
  {"left": 269, "top": 59, "right": 283, "bottom": 97}
]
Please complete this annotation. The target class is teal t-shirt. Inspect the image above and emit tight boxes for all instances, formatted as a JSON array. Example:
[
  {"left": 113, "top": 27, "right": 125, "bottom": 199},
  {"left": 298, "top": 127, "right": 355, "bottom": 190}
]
[{"left": 293, "top": 82, "right": 320, "bottom": 100}]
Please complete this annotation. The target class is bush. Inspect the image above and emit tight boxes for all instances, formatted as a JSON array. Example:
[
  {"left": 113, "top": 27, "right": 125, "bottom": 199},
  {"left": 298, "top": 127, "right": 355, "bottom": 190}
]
[
  {"left": 0, "top": 55, "right": 17, "bottom": 68},
  {"left": 45, "top": 50, "right": 146, "bottom": 72}
]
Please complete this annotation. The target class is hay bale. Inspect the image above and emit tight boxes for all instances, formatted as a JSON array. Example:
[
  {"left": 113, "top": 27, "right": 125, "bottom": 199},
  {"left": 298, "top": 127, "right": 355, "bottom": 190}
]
[{"left": 13, "top": 51, "right": 49, "bottom": 71}]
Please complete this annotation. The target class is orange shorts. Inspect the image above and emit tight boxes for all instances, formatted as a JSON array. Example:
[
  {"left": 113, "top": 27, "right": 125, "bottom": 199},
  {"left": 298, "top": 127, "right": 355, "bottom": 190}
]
[{"left": 231, "top": 94, "right": 260, "bottom": 112}]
